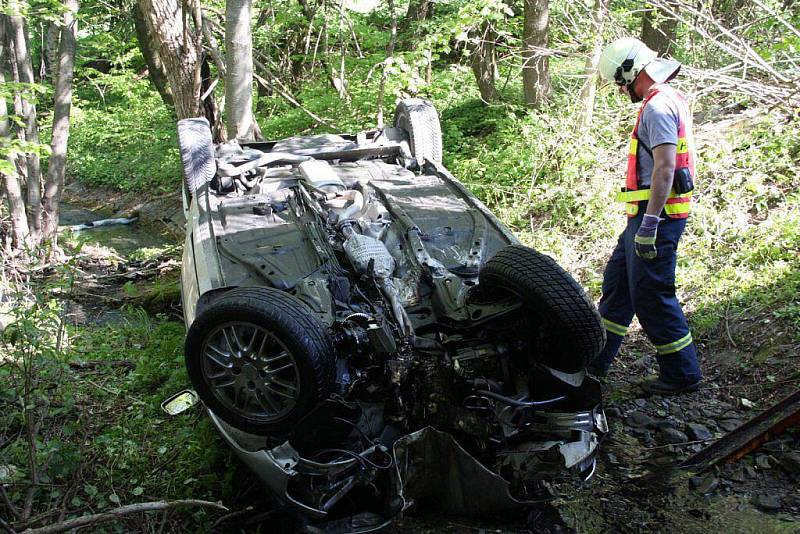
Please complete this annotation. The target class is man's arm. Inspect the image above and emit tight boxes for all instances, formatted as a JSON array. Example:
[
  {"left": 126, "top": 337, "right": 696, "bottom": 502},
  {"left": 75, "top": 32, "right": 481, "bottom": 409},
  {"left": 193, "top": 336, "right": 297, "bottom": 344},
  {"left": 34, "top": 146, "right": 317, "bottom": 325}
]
[{"left": 645, "top": 143, "right": 676, "bottom": 216}]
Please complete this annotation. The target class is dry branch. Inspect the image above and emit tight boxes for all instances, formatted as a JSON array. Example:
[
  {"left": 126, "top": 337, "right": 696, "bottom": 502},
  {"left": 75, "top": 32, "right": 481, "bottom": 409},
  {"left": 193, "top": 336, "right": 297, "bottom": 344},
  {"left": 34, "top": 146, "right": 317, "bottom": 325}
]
[{"left": 22, "top": 500, "right": 228, "bottom": 534}]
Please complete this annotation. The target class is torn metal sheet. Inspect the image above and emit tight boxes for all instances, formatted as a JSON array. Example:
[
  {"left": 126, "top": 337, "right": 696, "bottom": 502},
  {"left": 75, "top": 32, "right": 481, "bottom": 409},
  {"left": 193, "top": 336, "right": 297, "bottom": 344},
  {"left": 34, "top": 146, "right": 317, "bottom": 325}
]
[{"left": 391, "top": 427, "right": 535, "bottom": 515}]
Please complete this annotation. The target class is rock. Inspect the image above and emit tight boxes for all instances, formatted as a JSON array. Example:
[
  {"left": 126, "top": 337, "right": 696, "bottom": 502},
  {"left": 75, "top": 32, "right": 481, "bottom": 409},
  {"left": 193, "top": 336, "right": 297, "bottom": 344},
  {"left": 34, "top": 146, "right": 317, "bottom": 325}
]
[
  {"left": 690, "top": 475, "right": 719, "bottom": 494},
  {"left": 656, "top": 409, "right": 668, "bottom": 417},
  {"left": 752, "top": 495, "right": 781, "bottom": 511},
  {"left": 744, "top": 465, "right": 757, "bottom": 479},
  {"left": 634, "top": 398, "right": 647, "bottom": 408},
  {"left": 686, "top": 423, "right": 714, "bottom": 441},
  {"left": 605, "top": 407, "right": 623, "bottom": 419},
  {"left": 651, "top": 455, "right": 673, "bottom": 466},
  {"left": 778, "top": 451, "right": 800, "bottom": 475},
  {"left": 740, "top": 398, "right": 755, "bottom": 409},
  {"left": 755, "top": 454, "right": 774, "bottom": 470},
  {"left": 762, "top": 440, "right": 787, "bottom": 453},
  {"left": 627, "top": 411, "right": 654, "bottom": 428},
  {"left": 0, "top": 465, "right": 18, "bottom": 484},
  {"left": 700, "top": 405, "right": 720, "bottom": 417},
  {"left": 661, "top": 427, "right": 689, "bottom": 444},
  {"left": 719, "top": 419, "right": 742, "bottom": 432},
  {"left": 727, "top": 467, "right": 746, "bottom": 482}
]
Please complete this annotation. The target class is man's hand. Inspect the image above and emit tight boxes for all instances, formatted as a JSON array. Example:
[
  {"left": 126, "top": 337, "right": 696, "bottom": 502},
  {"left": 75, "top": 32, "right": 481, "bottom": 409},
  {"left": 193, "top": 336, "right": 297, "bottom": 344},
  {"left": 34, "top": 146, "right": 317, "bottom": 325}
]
[{"left": 635, "top": 214, "right": 661, "bottom": 260}]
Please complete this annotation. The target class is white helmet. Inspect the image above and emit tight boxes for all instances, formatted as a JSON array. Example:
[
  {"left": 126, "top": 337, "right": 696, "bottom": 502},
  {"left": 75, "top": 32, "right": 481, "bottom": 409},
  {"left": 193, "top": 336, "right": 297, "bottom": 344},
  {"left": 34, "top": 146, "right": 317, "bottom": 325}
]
[{"left": 598, "top": 37, "right": 680, "bottom": 87}]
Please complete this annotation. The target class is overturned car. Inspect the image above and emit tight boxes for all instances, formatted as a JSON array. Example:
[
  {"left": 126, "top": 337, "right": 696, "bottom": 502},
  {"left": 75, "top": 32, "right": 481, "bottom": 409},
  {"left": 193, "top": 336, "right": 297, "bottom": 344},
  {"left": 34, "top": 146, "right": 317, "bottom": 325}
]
[{"left": 177, "top": 100, "right": 607, "bottom": 529}]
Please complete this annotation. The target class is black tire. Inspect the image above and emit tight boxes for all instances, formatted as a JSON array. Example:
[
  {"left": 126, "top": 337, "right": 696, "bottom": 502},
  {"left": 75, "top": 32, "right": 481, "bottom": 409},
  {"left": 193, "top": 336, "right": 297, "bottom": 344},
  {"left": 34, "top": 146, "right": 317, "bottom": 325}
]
[
  {"left": 393, "top": 98, "right": 443, "bottom": 165},
  {"left": 479, "top": 245, "right": 604, "bottom": 374},
  {"left": 177, "top": 117, "right": 216, "bottom": 198},
  {"left": 185, "top": 287, "right": 335, "bottom": 435}
]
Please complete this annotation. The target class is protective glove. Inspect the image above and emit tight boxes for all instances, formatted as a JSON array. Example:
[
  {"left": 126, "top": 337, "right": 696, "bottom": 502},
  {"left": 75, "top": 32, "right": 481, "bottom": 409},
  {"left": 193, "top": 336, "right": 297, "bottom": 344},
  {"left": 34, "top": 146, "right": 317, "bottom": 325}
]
[{"left": 634, "top": 214, "right": 661, "bottom": 260}]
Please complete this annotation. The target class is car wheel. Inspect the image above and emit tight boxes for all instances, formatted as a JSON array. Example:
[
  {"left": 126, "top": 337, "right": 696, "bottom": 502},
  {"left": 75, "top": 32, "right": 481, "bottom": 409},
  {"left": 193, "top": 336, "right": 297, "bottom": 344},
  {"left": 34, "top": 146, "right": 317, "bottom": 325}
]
[
  {"left": 177, "top": 117, "right": 216, "bottom": 199},
  {"left": 394, "top": 98, "right": 443, "bottom": 166},
  {"left": 185, "top": 287, "right": 335, "bottom": 435},
  {"left": 478, "top": 245, "right": 605, "bottom": 374}
]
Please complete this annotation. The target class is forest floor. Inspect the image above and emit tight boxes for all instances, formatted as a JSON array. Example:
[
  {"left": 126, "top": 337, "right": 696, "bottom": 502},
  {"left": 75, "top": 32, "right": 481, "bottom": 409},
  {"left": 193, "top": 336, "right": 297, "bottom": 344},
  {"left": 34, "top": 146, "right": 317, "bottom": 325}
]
[{"left": 22, "top": 190, "right": 796, "bottom": 533}]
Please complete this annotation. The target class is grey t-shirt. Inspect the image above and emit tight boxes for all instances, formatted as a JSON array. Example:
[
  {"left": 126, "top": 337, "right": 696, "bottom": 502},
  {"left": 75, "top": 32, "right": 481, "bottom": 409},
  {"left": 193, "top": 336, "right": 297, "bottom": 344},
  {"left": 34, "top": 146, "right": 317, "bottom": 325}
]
[{"left": 636, "top": 88, "right": 681, "bottom": 188}]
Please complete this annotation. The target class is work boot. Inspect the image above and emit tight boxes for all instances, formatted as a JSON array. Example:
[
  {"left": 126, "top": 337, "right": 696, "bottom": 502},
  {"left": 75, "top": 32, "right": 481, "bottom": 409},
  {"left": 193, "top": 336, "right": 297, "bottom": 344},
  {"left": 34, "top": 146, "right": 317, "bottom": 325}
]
[{"left": 640, "top": 377, "right": 701, "bottom": 396}]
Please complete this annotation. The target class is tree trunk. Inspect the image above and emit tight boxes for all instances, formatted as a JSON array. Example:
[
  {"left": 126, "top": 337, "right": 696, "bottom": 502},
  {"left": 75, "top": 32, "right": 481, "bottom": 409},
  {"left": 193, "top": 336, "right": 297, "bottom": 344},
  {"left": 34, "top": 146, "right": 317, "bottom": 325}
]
[
  {"left": 138, "top": 0, "right": 203, "bottom": 119},
  {"left": 376, "top": 0, "right": 397, "bottom": 128},
  {"left": 522, "top": 0, "right": 551, "bottom": 108},
  {"left": 401, "top": 0, "right": 431, "bottom": 36},
  {"left": 133, "top": 3, "right": 174, "bottom": 107},
  {"left": 578, "top": 0, "right": 607, "bottom": 127},
  {"left": 641, "top": 5, "right": 677, "bottom": 56},
  {"left": 225, "top": 0, "right": 256, "bottom": 140},
  {"left": 42, "top": 0, "right": 78, "bottom": 244},
  {"left": 471, "top": 23, "right": 499, "bottom": 104},
  {"left": 0, "top": 17, "right": 30, "bottom": 248},
  {"left": 8, "top": 14, "right": 43, "bottom": 242},
  {"left": 44, "top": 22, "right": 60, "bottom": 83}
]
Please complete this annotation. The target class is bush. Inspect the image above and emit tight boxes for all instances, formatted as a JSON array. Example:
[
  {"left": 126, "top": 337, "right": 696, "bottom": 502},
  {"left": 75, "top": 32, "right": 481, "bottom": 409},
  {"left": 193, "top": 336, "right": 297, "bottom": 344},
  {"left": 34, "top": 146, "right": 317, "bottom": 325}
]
[{"left": 69, "top": 76, "right": 179, "bottom": 193}]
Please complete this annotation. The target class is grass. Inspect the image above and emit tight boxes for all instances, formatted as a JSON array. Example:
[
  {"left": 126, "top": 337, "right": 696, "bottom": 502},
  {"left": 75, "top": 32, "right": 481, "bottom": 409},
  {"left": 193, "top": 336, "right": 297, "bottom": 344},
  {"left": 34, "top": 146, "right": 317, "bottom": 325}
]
[{"left": 0, "top": 303, "right": 250, "bottom": 530}]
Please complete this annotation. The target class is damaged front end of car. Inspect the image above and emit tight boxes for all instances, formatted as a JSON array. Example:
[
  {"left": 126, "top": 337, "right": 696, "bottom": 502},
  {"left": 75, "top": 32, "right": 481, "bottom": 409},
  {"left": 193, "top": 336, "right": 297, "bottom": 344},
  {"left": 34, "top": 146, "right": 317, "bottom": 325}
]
[{"left": 208, "top": 365, "right": 607, "bottom": 529}]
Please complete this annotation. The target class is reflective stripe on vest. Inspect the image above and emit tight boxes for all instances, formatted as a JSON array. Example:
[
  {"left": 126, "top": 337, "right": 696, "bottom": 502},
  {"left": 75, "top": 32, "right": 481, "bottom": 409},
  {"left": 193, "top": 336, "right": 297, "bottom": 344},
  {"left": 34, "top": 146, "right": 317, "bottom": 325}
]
[{"left": 620, "top": 85, "right": 696, "bottom": 219}]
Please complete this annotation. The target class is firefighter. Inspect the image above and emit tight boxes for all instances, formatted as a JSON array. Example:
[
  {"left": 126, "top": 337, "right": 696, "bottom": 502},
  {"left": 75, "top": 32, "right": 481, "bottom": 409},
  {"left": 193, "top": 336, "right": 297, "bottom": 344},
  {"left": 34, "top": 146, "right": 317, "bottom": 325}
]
[{"left": 589, "top": 37, "right": 703, "bottom": 395}]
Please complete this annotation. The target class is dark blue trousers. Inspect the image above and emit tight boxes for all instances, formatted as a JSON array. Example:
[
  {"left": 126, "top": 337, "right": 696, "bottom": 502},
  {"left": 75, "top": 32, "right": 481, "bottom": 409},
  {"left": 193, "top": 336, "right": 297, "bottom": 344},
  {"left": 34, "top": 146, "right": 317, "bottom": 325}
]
[{"left": 595, "top": 210, "right": 702, "bottom": 385}]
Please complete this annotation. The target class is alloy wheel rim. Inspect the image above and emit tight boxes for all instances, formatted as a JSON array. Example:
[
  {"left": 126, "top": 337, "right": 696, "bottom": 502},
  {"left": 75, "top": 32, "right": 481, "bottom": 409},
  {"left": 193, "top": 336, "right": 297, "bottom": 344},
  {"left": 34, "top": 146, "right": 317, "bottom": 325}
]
[{"left": 201, "top": 322, "right": 301, "bottom": 420}]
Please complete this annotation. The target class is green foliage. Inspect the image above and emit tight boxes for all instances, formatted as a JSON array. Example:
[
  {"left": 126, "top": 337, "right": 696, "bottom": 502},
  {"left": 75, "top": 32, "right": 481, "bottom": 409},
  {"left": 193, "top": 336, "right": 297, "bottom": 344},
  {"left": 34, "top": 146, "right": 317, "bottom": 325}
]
[{"left": 69, "top": 76, "right": 179, "bottom": 192}]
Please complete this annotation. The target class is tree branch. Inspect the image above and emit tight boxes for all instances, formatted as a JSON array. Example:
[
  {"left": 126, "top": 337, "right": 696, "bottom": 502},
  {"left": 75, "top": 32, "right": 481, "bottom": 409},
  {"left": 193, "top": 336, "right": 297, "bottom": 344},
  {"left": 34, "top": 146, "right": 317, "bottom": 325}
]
[{"left": 22, "top": 500, "right": 228, "bottom": 534}]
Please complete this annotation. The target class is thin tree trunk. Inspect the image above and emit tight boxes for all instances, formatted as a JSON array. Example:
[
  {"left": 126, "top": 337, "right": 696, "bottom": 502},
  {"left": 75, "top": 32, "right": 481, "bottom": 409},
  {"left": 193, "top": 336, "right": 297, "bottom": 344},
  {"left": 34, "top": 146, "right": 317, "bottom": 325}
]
[
  {"left": 133, "top": 3, "right": 174, "bottom": 107},
  {"left": 8, "top": 14, "right": 43, "bottom": 243},
  {"left": 376, "top": 0, "right": 397, "bottom": 128},
  {"left": 471, "top": 23, "right": 500, "bottom": 104},
  {"left": 401, "top": 0, "right": 431, "bottom": 34},
  {"left": 44, "top": 22, "right": 60, "bottom": 83},
  {"left": 225, "top": 0, "right": 256, "bottom": 140},
  {"left": 578, "top": 0, "right": 607, "bottom": 127},
  {"left": 522, "top": 0, "right": 551, "bottom": 108},
  {"left": 0, "top": 17, "right": 30, "bottom": 248},
  {"left": 42, "top": 0, "right": 78, "bottom": 244},
  {"left": 641, "top": 4, "right": 678, "bottom": 55},
  {"left": 138, "top": 0, "right": 204, "bottom": 119}
]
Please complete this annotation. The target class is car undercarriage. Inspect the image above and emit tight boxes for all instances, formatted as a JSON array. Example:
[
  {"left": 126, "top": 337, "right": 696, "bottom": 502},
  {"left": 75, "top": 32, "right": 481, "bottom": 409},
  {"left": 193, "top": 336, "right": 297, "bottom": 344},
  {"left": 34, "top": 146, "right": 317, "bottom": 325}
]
[{"left": 177, "top": 100, "right": 607, "bottom": 529}]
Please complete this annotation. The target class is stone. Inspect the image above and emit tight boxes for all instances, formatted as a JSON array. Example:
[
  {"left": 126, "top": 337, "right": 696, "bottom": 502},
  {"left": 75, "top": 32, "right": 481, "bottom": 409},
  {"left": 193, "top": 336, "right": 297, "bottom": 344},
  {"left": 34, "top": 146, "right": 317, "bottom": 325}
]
[
  {"left": 627, "top": 411, "right": 654, "bottom": 428},
  {"left": 762, "top": 440, "right": 787, "bottom": 453},
  {"left": 778, "top": 451, "right": 800, "bottom": 475},
  {"left": 744, "top": 465, "right": 758, "bottom": 479},
  {"left": 690, "top": 475, "right": 719, "bottom": 494},
  {"left": 686, "top": 423, "right": 714, "bottom": 441},
  {"left": 755, "top": 454, "right": 773, "bottom": 470},
  {"left": 634, "top": 398, "right": 647, "bottom": 408},
  {"left": 727, "top": 467, "right": 746, "bottom": 482},
  {"left": 605, "top": 407, "right": 623, "bottom": 419},
  {"left": 661, "top": 427, "right": 689, "bottom": 444},
  {"left": 700, "top": 405, "right": 720, "bottom": 417},
  {"left": 752, "top": 495, "right": 781, "bottom": 511},
  {"left": 656, "top": 409, "right": 668, "bottom": 417},
  {"left": 719, "top": 419, "right": 742, "bottom": 432}
]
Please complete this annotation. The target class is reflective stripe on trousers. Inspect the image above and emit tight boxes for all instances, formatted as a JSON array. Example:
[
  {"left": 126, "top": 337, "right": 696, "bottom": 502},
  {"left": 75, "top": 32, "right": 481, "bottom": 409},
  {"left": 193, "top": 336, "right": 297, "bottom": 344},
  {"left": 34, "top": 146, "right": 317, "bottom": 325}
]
[{"left": 594, "top": 207, "right": 702, "bottom": 384}]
